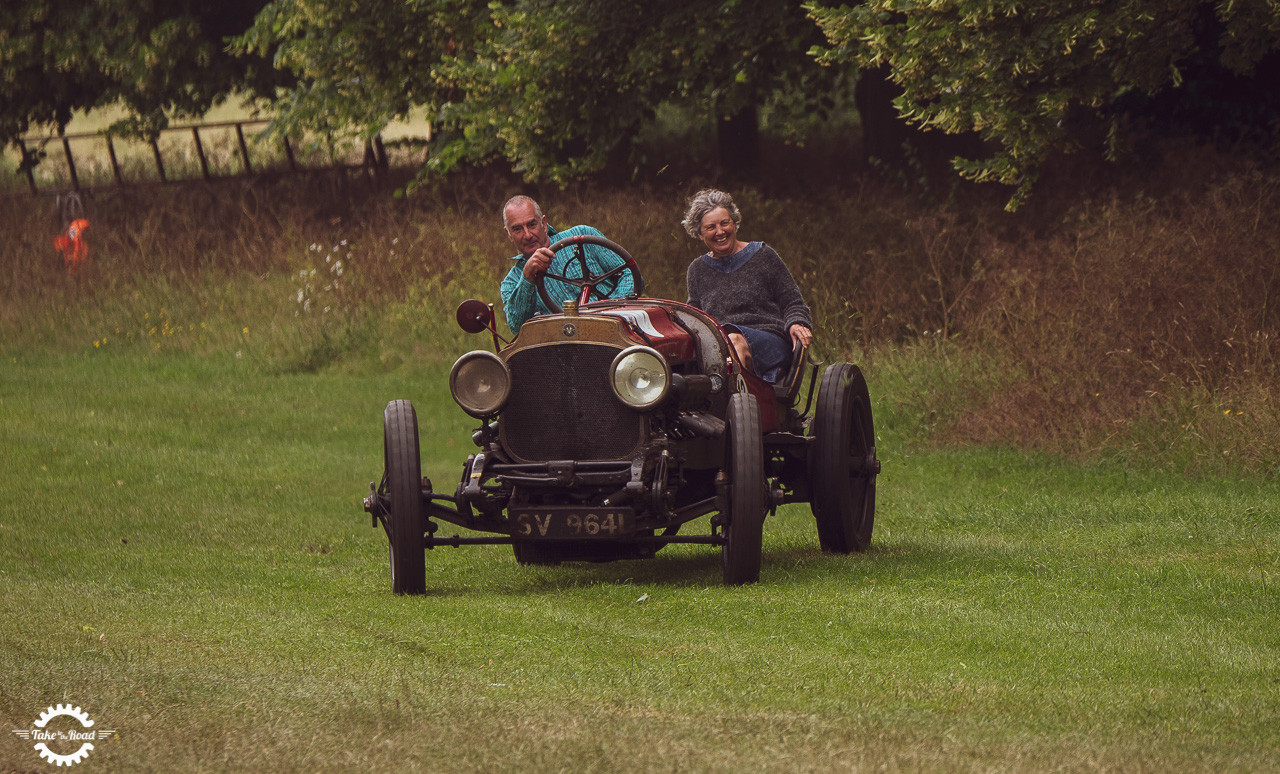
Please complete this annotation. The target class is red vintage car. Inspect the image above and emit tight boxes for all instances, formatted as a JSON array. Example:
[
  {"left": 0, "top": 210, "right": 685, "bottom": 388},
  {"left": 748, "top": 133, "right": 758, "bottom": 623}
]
[{"left": 363, "top": 234, "right": 879, "bottom": 592}]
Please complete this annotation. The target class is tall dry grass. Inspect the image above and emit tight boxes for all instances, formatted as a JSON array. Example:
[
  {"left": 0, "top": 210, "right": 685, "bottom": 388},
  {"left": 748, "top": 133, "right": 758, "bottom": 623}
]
[
  {"left": 2, "top": 139, "right": 1277, "bottom": 473},
  {"left": 947, "top": 149, "right": 1280, "bottom": 472}
]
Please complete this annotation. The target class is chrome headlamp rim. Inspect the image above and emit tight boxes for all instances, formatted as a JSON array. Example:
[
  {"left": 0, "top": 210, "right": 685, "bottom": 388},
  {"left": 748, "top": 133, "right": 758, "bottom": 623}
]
[
  {"left": 449, "top": 350, "right": 512, "bottom": 418},
  {"left": 609, "top": 345, "right": 671, "bottom": 410}
]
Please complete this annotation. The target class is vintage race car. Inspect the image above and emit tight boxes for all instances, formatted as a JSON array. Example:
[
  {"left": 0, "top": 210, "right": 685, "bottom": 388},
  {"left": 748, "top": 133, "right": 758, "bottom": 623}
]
[{"left": 363, "top": 234, "right": 879, "bottom": 592}]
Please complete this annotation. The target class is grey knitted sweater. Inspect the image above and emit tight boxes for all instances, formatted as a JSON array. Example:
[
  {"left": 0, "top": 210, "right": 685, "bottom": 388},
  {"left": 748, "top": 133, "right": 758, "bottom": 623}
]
[{"left": 685, "top": 242, "right": 812, "bottom": 342}]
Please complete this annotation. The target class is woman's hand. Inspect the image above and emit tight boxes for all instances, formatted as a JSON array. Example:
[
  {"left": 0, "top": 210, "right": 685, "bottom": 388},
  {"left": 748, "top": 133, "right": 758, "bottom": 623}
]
[{"left": 790, "top": 324, "right": 813, "bottom": 348}]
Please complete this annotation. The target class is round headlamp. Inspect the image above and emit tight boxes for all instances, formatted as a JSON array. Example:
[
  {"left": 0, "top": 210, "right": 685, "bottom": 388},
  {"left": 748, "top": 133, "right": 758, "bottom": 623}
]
[
  {"left": 450, "top": 351, "right": 511, "bottom": 418},
  {"left": 610, "top": 346, "right": 670, "bottom": 410}
]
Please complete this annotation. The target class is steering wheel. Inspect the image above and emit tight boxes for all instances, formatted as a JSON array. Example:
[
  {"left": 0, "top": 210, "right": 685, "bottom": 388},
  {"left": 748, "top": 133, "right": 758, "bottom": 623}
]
[{"left": 534, "top": 234, "right": 644, "bottom": 314}]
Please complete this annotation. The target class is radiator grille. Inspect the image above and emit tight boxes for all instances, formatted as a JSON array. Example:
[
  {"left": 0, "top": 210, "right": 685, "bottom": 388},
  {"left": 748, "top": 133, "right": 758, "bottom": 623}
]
[{"left": 502, "top": 343, "right": 643, "bottom": 462}]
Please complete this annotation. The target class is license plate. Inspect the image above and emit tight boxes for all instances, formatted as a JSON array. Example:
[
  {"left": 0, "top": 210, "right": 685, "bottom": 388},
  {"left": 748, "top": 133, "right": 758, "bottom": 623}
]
[{"left": 511, "top": 507, "right": 635, "bottom": 539}]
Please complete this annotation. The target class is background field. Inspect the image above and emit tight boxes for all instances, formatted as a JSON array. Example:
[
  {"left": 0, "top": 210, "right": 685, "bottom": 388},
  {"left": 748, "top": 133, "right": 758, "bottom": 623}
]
[{"left": 2, "top": 137, "right": 1279, "bottom": 770}]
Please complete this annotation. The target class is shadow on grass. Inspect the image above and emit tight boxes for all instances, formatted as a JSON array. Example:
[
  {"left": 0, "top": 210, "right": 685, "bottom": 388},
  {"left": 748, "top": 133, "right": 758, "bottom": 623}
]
[{"left": 415, "top": 538, "right": 984, "bottom": 597}]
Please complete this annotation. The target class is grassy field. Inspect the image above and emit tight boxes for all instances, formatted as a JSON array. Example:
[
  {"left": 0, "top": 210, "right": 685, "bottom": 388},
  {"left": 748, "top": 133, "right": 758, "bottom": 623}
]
[
  {"left": 2, "top": 134, "right": 1278, "bottom": 770},
  {"left": 2, "top": 350, "right": 1277, "bottom": 772}
]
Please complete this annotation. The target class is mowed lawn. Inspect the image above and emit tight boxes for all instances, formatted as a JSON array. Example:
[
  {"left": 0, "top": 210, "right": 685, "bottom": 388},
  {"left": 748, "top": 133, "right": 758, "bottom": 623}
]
[{"left": 1, "top": 352, "right": 1277, "bottom": 772}]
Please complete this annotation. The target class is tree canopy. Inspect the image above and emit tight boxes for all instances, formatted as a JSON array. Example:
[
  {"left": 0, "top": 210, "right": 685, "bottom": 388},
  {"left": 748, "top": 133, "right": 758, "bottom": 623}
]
[
  {"left": 438, "top": 0, "right": 843, "bottom": 181},
  {"left": 239, "top": 0, "right": 844, "bottom": 182},
  {"left": 5, "top": 0, "right": 1280, "bottom": 203},
  {"left": 0, "top": 0, "right": 281, "bottom": 154},
  {"left": 808, "top": 0, "right": 1280, "bottom": 207},
  {"left": 235, "top": 0, "right": 487, "bottom": 148}
]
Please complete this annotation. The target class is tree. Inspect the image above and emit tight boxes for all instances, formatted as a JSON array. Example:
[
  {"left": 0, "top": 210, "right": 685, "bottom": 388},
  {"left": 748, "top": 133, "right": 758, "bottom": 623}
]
[
  {"left": 430, "top": 0, "right": 848, "bottom": 182},
  {"left": 241, "top": 0, "right": 850, "bottom": 183},
  {"left": 1, "top": 0, "right": 282, "bottom": 162},
  {"left": 3, "top": 1, "right": 862, "bottom": 188},
  {"left": 809, "top": 0, "right": 1280, "bottom": 208},
  {"left": 235, "top": 0, "right": 489, "bottom": 154}
]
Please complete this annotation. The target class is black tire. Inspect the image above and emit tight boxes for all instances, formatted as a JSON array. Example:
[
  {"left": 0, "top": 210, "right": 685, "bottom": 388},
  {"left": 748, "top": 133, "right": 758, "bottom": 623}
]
[
  {"left": 809, "top": 363, "right": 878, "bottom": 553},
  {"left": 384, "top": 400, "right": 426, "bottom": 594},
  {"left": 722, "top": 392, "right": 765, "bottom": 585}
]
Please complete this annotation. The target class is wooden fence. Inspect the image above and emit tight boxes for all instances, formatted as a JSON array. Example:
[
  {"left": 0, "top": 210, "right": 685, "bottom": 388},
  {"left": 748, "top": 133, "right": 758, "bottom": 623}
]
[{"left": 6, "top": 119, "right": 391, "bottom": 197}]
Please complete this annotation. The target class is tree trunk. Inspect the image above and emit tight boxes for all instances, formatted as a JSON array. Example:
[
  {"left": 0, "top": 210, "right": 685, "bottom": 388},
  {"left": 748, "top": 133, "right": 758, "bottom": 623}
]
[
  {"left": 716, "top": 105, "right": 760, "bottom": 181},
  {"left": 857, "top": 64, "right": 986, "bottom": 188},
  {"left": 855, "top": 65, "right": 909, "bottom": 165}
]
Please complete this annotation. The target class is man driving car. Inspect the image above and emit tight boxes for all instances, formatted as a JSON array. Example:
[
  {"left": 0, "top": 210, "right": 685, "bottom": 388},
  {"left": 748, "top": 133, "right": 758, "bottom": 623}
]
[{"left": 499, "top": 195, "right": 635, "bottom": 333}]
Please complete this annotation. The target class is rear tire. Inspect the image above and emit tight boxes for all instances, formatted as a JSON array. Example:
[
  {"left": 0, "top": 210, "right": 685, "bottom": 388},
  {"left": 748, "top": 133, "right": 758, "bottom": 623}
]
[
  {"left": 384, "top": 400, "right": 426, "bottom": 594},
  {"left": 809, "top": 363, "right": 877, "bottom": 553},
  {"left": 722, "top": 392, "right": 765, "bottom": 585}
]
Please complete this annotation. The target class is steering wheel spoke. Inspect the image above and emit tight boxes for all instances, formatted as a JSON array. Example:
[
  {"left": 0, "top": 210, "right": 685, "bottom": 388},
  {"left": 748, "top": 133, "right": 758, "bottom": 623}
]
[{"left": 533, "top": 234, "right": 644, "bottom": 313}]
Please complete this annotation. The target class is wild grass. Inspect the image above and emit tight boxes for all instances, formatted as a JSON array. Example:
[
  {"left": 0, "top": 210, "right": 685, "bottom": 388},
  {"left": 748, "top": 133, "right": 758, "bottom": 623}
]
[{"left": 2, "top": 134, "right": 1278, "bottom": 473}]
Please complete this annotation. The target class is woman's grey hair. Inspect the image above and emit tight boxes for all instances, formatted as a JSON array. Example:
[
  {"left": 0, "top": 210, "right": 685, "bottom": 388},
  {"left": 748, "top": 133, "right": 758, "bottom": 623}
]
[{"left": 680, "top": 189, "right": 741, "bottom": 240}]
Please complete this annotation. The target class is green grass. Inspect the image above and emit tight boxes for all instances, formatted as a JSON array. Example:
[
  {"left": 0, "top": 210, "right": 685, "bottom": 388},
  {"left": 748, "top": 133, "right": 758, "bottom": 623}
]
[{"left": 2, "top": 351, "right": 1277, "bottom": 772}]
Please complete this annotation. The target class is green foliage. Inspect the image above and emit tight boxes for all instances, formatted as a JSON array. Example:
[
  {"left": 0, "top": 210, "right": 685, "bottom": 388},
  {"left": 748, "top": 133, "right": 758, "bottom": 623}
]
[
  {"left": 9, "top": 0, "right": 1280, "bottom": 201},
  {"left": 235, "top": 0, "right": 488, "bottom": 153},
  {"left": 809, "top": 0, "right": 1280, "bottom": 208},
  {"left": 2, "top": 0, "right": 846, "bottom": 183},
  {"left": 430, "top": 0, "right": 846, "bottom": 180},
  {"left": 0, "top": 0, "right": 283, "bottom": 156},
  {"left": 232, "top": 0, "right": 847, "bottom": 182}
]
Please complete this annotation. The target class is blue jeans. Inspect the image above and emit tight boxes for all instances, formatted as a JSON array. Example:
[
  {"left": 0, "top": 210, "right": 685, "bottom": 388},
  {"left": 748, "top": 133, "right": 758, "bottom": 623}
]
[{"left": 727, "top": 324, "right": 791, "bottom": 383}]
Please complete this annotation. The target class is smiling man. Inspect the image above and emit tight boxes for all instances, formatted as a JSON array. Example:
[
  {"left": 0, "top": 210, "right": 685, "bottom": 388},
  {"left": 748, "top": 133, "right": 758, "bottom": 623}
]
[{"left": 498, "top": 195, "right": 635, "bottom": 333}]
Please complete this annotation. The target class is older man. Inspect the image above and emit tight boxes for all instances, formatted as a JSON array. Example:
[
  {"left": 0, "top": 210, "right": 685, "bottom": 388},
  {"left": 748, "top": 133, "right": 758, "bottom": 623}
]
[{"left": 499, "top": 195, "right": 635, "bottom": 333}]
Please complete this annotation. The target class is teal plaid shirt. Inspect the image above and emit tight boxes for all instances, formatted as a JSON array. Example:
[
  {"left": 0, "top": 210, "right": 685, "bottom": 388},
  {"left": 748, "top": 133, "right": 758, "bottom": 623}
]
[{"left": 499, "top": 224, "right": 635, "bottom": 333}]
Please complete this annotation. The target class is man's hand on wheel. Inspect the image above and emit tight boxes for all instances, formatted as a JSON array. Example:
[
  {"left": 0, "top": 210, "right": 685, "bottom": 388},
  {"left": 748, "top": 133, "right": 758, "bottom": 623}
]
[{"left": 523, "top": 247, "right": 554, "bottom": 281}]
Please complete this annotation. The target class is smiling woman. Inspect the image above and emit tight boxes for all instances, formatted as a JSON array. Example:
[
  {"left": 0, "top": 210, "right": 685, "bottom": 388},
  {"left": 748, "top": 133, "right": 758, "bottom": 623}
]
[{"left": 681, "top": 188, "right": 813, "bottom": 384}]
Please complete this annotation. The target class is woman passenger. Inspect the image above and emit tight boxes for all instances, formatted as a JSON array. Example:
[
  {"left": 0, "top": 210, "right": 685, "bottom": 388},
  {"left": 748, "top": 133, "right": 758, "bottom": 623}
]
[{"left": 681, "top": 189, "right": 813, "bottom": 383}]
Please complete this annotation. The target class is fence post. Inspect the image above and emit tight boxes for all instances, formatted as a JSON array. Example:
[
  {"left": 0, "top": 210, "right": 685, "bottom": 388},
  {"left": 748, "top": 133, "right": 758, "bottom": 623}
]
[
  {"left": 60, "top": 134, "right": 80, "bottom": 192},
  {"left": 106, "top": 136, "right": 124, "bottom": 185},
  {"left": 18, "top": 139, "right": 38, "bottom": 195},
  {"left": 150, "top": 139, "right": 167, "bottom": 182},
  {"left": 192, "top": 127, "right": 210, "bottom": 180},
  {"left": 235, "top": 123, "right": 253, "bottom": 175}
]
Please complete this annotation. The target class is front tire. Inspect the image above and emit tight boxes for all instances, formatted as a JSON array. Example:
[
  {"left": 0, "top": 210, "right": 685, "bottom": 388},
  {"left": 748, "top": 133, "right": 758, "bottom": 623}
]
[
  {"left": 384, "top": 400, "right": 426, "bottom": 594},
  {"left": 809, "top": 363, "right": 878, "bottom": 553},
  {"left": 722, "top": 392, "right": 765, "bottom": 585}
]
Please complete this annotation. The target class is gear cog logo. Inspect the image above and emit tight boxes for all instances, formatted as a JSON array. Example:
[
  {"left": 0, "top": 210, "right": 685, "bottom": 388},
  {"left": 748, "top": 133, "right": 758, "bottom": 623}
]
[{"left": 11, "top": 704, "right": 115, "bottom": 767}]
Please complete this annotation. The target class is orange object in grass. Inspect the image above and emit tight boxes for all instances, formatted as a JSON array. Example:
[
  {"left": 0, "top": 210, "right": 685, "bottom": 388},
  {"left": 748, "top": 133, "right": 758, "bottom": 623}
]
[{"left": 53, "top": 219, "right": 90, "bottom": 274}]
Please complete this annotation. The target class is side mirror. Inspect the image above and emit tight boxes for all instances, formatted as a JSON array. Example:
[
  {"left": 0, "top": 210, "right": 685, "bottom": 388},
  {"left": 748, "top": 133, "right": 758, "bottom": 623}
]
[
  {"left": 456, "top": 299, "right": 509, "bottom": 352},
  {"left": 456, "top": 299, "right": 493, "bottom": 334}
]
